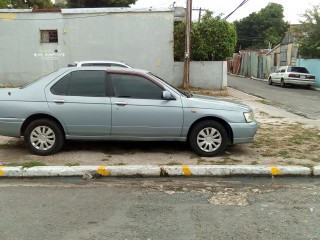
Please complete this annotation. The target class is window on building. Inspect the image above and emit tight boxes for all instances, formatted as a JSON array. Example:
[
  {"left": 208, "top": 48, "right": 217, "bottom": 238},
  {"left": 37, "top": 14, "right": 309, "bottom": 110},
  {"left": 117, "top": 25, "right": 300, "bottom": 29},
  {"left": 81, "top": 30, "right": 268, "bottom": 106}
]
[{"left": 40, "top": 30, "right": 58, "bottom": 43}]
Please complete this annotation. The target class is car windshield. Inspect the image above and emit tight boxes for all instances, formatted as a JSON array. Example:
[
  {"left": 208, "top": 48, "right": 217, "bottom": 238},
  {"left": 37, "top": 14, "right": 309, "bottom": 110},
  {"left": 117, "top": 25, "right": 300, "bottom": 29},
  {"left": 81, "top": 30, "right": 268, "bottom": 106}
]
[
  {"left": 148, "top": 73, "right": 193, "bottom": 98},
  {"left": 288, "top": 67, "right": 309, "bottom": 74}
]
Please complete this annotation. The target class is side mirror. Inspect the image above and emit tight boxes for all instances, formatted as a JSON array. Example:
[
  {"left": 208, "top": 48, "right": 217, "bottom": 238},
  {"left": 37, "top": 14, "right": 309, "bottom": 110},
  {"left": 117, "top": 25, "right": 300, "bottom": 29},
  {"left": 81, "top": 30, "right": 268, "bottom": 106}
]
[{"left": 162, "top": 91, "right": 172, "bottom": 100}]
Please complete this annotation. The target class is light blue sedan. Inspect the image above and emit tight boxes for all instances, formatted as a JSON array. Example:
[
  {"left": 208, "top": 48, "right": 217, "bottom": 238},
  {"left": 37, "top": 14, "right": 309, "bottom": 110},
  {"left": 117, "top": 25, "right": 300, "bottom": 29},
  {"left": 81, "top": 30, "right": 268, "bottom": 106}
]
[{"left": 0, "top": 67, "right": 258, "bottom": 156}]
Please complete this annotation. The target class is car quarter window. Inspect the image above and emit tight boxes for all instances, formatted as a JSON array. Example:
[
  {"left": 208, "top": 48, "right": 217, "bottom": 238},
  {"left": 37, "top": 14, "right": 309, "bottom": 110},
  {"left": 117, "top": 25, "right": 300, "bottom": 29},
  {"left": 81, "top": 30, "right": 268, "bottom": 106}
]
[
  {"left": 110, "top": 73, "right": 163, "bottom": 99},
  {"left": 51, "top": 70, "right": 106, "bottom": 97}
]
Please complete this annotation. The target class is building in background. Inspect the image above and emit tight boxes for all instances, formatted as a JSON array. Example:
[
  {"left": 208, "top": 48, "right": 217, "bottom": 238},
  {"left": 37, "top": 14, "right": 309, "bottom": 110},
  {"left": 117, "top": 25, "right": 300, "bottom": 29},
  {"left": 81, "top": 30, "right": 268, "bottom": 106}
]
[{"left": 0, "top": 8, "right": 174, "bottom": 85}]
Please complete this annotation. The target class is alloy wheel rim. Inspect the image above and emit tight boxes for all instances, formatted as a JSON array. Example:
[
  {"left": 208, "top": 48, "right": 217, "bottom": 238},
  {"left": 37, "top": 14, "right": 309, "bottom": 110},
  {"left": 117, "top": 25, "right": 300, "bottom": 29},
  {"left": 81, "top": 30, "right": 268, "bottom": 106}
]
[
  {"left": 30, "top": 126, "right": 56, "bottom": 151},
  {"left": 196, "top": 127, "right": 222, "bottom": 152}
]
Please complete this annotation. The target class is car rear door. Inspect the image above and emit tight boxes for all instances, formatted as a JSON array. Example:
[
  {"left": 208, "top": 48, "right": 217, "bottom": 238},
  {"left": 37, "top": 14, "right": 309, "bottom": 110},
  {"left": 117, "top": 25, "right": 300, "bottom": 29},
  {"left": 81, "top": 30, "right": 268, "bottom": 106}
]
[
  {"left": 109, "top": 72, "right": 183, "bottom": 139},
  {"left": 45, "top": 69, "right": 112, "bottom": 137}
]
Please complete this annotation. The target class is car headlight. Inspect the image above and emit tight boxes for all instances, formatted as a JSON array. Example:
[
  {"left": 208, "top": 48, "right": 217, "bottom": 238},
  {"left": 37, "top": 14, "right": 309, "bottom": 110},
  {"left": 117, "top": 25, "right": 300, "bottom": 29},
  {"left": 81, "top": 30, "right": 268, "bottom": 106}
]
[{"left": 244, "top": 111, "right": 255, "bottom": 123}]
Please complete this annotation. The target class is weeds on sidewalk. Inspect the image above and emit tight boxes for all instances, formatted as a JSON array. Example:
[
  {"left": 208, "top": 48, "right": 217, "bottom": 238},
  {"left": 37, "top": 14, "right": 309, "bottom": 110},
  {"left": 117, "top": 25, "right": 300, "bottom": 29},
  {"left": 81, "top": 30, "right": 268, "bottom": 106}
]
[
  {"left": 5, "top": 161, "right": 47, "bottom": 168},
  {"left": 251, "top": 122, "right": 320, "bottom": 163}
]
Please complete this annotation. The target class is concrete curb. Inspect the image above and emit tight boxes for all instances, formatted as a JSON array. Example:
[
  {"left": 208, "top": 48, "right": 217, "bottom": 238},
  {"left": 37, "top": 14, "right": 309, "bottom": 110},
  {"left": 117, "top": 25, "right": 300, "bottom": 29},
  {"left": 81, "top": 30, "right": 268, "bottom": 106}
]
[
  {"left": 0, "top": 165, "right": 316, "bottom": 178},
  {"left": 250, "top": 76, "right": 268, "bottom": 82}
]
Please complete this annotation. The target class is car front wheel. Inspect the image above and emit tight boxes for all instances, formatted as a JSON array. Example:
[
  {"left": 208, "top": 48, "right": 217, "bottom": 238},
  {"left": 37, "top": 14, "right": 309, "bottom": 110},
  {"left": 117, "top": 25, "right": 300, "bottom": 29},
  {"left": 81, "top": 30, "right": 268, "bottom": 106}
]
[
  {"left": 268, "top": 77, "right": 273, "bottom": 85},
  {"left": 281, "top": 79, "right": 286, "bottom": 88},
  {"left": 24, "top": 119, "right": 64, "bottom": 156},
  {"left": 189, "top": 120, "right": 228, "bottom": 157}
]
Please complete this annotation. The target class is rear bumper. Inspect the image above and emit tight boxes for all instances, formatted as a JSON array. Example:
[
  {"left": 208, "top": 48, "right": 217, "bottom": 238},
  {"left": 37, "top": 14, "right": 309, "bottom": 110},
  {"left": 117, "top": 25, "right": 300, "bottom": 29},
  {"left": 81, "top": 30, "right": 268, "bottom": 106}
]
[
  {"left": 284, "top": 78, "right": 315, "bottom": 85},
  {"left": 0, "top": 118, "right": 23, "bottom": 137}
]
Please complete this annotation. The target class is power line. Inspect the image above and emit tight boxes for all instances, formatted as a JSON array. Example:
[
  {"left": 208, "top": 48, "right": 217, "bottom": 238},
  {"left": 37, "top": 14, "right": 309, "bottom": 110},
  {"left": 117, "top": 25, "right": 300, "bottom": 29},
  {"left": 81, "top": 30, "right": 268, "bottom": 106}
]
[{"left": 223, "top": 0, "right": 250, "bottom": 20}]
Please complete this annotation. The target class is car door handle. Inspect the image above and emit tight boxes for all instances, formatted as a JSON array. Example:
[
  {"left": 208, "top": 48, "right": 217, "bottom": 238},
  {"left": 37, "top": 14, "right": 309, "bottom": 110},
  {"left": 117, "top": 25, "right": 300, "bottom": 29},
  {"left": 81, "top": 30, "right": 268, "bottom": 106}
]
[
  {"left": 53, "top": 99, "right": 65, "bottom": 104},
  {"left": 115, "top": 101, "right": 127, "bottom": 106}
]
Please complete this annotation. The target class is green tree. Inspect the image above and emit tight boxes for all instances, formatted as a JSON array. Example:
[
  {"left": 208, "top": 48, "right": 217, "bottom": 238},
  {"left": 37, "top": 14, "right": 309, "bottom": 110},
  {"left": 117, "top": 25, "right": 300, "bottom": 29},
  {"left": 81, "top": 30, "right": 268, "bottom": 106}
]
[
  {"left": 174, "top": 11, "right": 237, "bottom": 61},
  {"left": 5, "top": 0, "right": 55, "bottom": 9},
  {"left": 67, "top": 0, "right": 137, "bottom": 8},
  {"left": 296, "top": 5, "right": 320, "bottom": 58},
  {"left": 234, "top": 3, "right": 289, "bottom": 50},
  {"left": 0, "top": 0, "right": 10, "bottom": 8}
]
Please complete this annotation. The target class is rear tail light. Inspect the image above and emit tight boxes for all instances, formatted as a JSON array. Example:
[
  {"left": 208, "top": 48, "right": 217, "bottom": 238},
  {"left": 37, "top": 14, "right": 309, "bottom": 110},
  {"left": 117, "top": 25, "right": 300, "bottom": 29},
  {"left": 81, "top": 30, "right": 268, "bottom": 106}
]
[
  {"left": 288, "top": 74, "right": 300, "bottom": 78},
  {"left": 307, "top": 75, "right": 315, "bottom": 79}
]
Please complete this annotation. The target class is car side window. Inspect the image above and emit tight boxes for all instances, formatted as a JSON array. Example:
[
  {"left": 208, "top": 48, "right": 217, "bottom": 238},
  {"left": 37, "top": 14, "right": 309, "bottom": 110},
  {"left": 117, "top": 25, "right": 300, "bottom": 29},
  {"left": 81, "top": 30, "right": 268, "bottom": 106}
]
[
  {"left": 281, "top": 69, "right": 286, "bottom": 73},
  {"left": 110, "top": 74, "right": 163, "bottom": 100},
  {"left": 51, "top": 70, "right": 106, "bottom": 97},
  {"left": 51, "top": 73, "right": 70, "bottom": 95}
]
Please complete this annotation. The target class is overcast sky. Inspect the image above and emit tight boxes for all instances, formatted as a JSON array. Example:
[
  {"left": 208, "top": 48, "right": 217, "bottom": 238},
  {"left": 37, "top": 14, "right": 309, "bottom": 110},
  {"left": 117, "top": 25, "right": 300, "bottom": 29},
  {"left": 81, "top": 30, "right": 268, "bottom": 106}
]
[{"left": 131, "top": 0, "right": 318, "bottom": 24}]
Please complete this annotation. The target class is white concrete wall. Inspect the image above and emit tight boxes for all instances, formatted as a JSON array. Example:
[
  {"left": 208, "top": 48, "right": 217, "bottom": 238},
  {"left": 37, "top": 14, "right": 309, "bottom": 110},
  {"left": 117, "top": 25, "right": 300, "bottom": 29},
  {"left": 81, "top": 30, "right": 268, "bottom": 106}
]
[
  {"left": 0, "top": 8, "right": 174, "bottom": 85},
  {"left": 173, "top": 61, "right": 227, "bottom": 89}
]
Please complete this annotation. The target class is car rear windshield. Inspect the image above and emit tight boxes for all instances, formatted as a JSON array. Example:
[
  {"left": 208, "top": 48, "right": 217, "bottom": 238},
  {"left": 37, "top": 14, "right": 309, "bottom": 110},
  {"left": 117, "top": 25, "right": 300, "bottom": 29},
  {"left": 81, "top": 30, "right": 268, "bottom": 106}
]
[{"left": 288, "top": 67, "right": 309, "bottom": 74}]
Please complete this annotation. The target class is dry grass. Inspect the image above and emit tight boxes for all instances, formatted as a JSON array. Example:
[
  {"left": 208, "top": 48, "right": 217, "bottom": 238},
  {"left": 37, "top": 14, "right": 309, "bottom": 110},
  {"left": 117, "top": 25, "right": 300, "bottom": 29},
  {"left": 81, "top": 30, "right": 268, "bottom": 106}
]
[
  {"left": 180, "top": 87, "right": 229, "bottom": 97},
  {"left": 250, "top": 122, "right": 320, "bottom": 163}
]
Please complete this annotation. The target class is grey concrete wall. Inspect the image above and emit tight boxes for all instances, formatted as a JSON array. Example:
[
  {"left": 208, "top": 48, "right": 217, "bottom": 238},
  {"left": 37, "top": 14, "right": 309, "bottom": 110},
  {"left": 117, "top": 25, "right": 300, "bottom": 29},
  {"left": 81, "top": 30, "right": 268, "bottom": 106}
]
[
  {"left": 0, "top": 9, "right": 174, "bottom": 85},
  {"left": 174, "top": 61, "right": 227, "bottom": 89}
]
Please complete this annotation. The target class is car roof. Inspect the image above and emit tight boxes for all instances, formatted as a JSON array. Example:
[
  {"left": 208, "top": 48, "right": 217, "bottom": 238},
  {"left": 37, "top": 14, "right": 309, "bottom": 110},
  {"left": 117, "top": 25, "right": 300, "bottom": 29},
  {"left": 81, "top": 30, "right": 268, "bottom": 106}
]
[
  {"left": 73, "top": 60, "right": 131, "bottom": 67},
  {"left": 66, "top": 66, "right": 149, "bottom": 74}
]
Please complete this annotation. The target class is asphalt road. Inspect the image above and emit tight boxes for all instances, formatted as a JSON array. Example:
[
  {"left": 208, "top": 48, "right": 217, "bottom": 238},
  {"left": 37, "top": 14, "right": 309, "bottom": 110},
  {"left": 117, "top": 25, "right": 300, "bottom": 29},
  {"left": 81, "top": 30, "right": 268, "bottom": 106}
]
[
  {"left": 1, "top": 177, "right": 320, "bottom": 240},
  {"left": 228, "top": 75, "right": 320, "bottom": 119}
]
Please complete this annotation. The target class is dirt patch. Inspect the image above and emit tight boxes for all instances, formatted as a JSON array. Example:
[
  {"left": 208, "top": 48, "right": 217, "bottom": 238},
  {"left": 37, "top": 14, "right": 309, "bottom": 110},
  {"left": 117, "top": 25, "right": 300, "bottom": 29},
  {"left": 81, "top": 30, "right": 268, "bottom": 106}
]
[{"left": 0, "top": 88, "right": 319, "bottom": 167}]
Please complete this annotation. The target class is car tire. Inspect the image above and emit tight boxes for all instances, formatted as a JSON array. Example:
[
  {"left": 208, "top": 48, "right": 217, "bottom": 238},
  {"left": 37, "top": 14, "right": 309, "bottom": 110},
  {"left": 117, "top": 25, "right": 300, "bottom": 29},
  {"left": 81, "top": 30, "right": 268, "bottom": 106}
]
[
  {"left": 280, "top": 79, "right": 286, "bottom": 88},
  {"left": 189, "top": 120, "right": 228, "bottom": 157},
  {"left": 268, "top": 77, "right": 273, "bottom": 85},
  {"left": 24, "top": 119, "right": 64, "bottom": 156}
]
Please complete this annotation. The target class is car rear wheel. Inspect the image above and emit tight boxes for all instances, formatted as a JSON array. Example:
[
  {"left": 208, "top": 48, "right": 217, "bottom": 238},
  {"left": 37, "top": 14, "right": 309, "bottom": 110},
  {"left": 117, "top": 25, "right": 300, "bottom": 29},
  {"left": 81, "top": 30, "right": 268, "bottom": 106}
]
[
  {"left": 280, "top": 79, "right": 286, "bottom": 88},
  {"left": 24, "top": 119, "right": 64, "bottom": 156},
  {"left": 189, "top": 120, "right": 228, "bottom": 157}
]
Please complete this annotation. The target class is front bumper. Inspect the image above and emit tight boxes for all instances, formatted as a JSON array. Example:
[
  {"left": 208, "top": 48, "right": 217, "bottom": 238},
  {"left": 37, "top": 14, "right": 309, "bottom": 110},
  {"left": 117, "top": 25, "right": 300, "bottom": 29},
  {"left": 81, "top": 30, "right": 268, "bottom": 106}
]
[{"left": 230, "top": 121, "right": 258, "bottom": 144}]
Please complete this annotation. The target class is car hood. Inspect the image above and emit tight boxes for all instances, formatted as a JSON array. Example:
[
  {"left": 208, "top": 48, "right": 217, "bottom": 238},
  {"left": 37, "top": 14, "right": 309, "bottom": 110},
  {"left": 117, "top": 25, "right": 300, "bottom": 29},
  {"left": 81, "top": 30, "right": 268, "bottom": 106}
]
[{"left": 182, "top": 94, "right": 252, "bottom": 112}]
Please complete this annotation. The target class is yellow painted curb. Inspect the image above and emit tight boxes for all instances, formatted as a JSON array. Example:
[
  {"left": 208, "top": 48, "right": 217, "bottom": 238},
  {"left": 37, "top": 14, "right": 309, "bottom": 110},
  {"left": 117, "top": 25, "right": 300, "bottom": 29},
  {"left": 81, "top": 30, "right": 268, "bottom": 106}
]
[
  {"left": 0, "top": 167, "right": 5, "bottom": 176},
  {"left": 182, "top": 165, "right": 192, "bottom": 176},
  {"left": 97, "top": 166, "right": 110, "bottom": 176},
  {"left": 270, "top": 166, "right": 281, "bottom": 176}
]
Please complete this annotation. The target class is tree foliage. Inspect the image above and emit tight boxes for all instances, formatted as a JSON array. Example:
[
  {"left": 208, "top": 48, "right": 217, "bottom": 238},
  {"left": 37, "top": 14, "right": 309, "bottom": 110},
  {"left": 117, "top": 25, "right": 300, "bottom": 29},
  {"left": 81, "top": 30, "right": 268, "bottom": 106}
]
[
  {"left": 296, "top": 5, "right": 320, "bottom": 58},
  {"left": 0, "top": 0, "right": 64, "bottom": 9},
  {"left": 234, "top": 3, "right": 290, "bottom": 50},
  {"left": 0, "top": 0, "right": 10, "bottom": 8},
  {"left": 174, "top": 11, "right": 237, "bottom": 61},
  {"left": 67, "top": 0, "right": 137, "bottom": 8},
  {"left": 0, "top": 0, "right": 136, "bottom": 8}
]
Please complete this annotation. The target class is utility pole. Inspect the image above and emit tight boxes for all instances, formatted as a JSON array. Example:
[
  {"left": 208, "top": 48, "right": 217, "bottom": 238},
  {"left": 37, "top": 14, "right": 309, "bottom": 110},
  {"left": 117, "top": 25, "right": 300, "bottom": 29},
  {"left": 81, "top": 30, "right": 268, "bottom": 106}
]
[
  {"left": 191, "top": 7, "right": 204, "bottom": 22},
  {"left": 183, "top": 0, "right": 192, "bottom": 88}
]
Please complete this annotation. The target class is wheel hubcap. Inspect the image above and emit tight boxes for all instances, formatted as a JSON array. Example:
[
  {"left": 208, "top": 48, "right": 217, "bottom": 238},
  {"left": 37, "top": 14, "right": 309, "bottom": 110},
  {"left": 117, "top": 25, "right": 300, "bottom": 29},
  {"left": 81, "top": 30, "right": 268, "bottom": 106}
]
[
  {"left": 197, "top": 127, "right": 222, "bottom": 152},
  {"left": 30, "top": 126, "right": 55, "bottom": 151}
]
